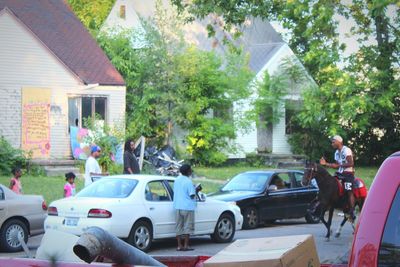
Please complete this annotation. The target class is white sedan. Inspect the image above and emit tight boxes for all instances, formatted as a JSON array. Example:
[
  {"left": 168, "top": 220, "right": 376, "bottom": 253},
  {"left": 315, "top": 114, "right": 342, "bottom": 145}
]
[{"left": 44, "top": 175, "right": 243, "bottom": 251}]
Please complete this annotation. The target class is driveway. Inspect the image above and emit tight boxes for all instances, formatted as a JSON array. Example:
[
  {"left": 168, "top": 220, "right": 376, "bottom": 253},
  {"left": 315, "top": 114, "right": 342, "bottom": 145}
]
[{"left": 0, "top": 213, "right": 352, "bottom": 264}]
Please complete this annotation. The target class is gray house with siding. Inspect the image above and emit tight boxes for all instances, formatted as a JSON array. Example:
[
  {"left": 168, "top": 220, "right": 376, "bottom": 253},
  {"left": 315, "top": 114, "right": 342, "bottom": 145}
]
[{"left": 0, "top": 0, "right": 126, "bottom": 160}]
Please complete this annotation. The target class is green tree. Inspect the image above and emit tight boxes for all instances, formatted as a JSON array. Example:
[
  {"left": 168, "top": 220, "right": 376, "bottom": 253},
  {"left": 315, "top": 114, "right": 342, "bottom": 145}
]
[
  {"left": 175, "top": 46, "right": 253, "bottom": 165},
  {"left": 173, "top": 0, "right": 400, "bottom": 164},
  {"left": 98, "top": 5, "right": 253, "bottom": 165},
  {"left": 67, "top": 0, "right": 115, "bottom": 34}
]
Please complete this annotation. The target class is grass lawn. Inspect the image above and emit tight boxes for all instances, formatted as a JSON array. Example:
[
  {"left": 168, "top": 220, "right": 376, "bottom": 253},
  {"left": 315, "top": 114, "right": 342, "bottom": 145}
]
[
  {"left": 0, "top": 175, "right": 85, "bottom": 204},
  {"left": 0, "top": 165, "right": 379, "bottom": 204}
]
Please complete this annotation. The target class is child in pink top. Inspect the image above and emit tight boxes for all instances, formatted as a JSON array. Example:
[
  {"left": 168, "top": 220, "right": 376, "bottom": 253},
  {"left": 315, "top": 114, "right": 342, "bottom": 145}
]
[
  {"left": 9, "top": 167, "right": 22, "bottom": 194},
  {"left": 64, "top": 172, "right": 76, "bottom": 198}
]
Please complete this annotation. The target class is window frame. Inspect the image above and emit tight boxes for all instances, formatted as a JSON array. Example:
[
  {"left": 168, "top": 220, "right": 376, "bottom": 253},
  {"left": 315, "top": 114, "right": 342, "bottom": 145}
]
[
  {"left": 145, "top": 180, "right": 173, "bottom": 202},
  {"left": 68, "top": 95, "right": 108, "bottom": 129},
  {"left": 292, "top": 172, "right": 306, "bottom": 188},
  {"left": 0, "top": 187, "right": 4, "bottom": 200},
  {"left": 378, "top": 186, "right": 400, "bottom": 265}
]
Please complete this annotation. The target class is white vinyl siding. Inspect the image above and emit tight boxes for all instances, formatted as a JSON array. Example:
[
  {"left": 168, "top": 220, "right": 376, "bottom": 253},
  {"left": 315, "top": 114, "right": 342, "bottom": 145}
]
[{"left": 0, "top": 10, "right": 126, "bottom": 159}]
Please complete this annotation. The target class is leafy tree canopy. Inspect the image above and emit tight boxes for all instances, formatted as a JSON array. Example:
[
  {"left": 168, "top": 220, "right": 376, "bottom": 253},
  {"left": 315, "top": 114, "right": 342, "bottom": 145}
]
[
  {"left": 97, "top": 2, "right": 253, "bottom": 165},
  {"left": 67, "top": 0, "right": 115, "bottom": 33},
  {"left": 172, "top": 0, "right": 400, "bottom": 164}
]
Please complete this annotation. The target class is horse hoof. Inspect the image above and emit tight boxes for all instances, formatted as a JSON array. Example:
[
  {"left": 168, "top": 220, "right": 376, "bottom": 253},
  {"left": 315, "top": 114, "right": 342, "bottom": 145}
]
[
  {"left": 335, "top": 233, "right": 340, "bottom": 238},
  {"left": 325, "top": 237, "right": 330, "bottom": 242}
]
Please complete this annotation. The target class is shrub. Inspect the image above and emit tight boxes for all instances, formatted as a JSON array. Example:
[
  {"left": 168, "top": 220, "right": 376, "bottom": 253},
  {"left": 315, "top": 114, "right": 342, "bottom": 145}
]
[
  {"left": 0, "top": 136, "right": 28, "bottom": 175},
  {"left": 83, "top": 116, "right": 125, "bottom": 173},
  {"left": 245, "top": 152, "right": 265, "bottom": 167}
]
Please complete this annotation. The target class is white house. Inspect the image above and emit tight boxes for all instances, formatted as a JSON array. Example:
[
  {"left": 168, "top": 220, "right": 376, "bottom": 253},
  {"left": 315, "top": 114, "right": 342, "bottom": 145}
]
[
  {"left": 102, "top": 0, "right": 314, "bottom": 157},
  {"left": 0, "top": 0, "right": 126, "bottom": 160}
]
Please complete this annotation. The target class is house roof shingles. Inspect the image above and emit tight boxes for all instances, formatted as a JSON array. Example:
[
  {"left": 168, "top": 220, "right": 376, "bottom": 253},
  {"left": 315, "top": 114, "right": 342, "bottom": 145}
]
[{"left": 0, "top": 0, "right": 125, "bottom": 86}]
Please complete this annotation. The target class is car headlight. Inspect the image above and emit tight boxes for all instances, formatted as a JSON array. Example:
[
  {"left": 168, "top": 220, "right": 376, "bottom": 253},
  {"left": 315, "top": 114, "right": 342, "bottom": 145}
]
[{"left": 229, "top": 201, "right": 237, "bottom": 206}]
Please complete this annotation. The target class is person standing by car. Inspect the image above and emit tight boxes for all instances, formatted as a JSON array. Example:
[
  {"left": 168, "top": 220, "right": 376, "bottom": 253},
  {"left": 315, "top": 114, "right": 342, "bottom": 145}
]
[
  {"left": 173, "top": 164, "right": 197, "bottom": 251},
  {"left": 9, "top": 167, "right": 22, "bottom": 194},
  {"left": 84, "top": 145, "right": 106, "bottom": 187},
  {"left": 320, "top": 135, "right": 356, "bottom": 220},
  {"left": 123, "top": 139, "right": 140, "bottom": 174}
]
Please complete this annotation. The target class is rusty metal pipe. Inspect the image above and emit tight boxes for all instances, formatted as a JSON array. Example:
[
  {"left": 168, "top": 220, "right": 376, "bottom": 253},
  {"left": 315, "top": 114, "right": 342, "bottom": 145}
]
[{"left": 73, "top": 226, "right": 165, "bottom": 266}]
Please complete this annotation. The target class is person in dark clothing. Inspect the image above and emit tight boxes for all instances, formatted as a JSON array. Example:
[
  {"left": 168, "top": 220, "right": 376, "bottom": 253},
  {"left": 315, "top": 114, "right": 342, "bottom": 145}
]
[{"left": 123, "top": 139, "right": 140, "bottom": 174}]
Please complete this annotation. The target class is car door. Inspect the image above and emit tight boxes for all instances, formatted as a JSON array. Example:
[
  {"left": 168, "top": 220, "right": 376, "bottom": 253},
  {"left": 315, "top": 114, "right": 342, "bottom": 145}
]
[
  {"left": 263, "top": 172, "right": 299, "bottom": 219},
  {"left": 291, "top": 172, "right": 319, "bottom": 215},
  {"left": 165, "top": 180, "right": 214, "bottom": 234},
  {"left": 143, "top": 180, "right": 175, "bottom": 238},
  {"left": 0, "top": 187, "right": 7, "bottom": 225}
]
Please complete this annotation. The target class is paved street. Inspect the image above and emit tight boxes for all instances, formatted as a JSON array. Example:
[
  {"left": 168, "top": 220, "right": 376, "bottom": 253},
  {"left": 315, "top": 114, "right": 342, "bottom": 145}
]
[{"left": 0, "top": 213, "right": 352, "bottom": 264}]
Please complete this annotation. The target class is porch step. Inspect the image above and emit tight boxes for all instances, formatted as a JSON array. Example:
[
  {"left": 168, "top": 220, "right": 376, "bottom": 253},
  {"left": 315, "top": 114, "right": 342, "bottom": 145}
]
[
  {"left": 247, "top": 153, "right": 306, "bottom": 169},
  {"left": 29, "top": 159, "right": 82, "bottom": 177},
  {"left": 276, "top": 161, "right": 305, "bottom": 169},
  {"left": 44, "top": 166, "right": 81, "bottom": 177},
  {"left": 30, "top": 159, "right": 78, "bottom": 166}
]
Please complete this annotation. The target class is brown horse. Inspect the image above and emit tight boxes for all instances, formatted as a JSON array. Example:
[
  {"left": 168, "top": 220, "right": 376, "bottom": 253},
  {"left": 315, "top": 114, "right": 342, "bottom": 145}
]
[{"left": 302, "top": 162, "right": 365, "bottom": 240}]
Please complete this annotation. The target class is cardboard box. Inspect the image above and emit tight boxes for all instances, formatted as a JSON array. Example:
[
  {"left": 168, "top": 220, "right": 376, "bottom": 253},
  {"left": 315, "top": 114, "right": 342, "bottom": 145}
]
[{"left": 204, "top": 234, "right": 320, "bottom": 267}]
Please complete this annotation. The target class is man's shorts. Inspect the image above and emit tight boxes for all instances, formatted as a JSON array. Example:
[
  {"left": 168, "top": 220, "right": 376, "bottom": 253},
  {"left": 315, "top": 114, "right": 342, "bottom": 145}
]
[
  {"left": 175, "top": 209, "right": 195, "bottom": 236},
  {"left": 340, "top": 172, "right": 355, "bottom": 192}
]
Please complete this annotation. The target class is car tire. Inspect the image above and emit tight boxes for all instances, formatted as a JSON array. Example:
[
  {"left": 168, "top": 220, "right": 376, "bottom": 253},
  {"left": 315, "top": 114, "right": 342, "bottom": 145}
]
[
  {"left": 127, "top": 220, "right": 153, "bottom": 252},
  {"left": 305, "top": 211, "right": 320, "bottom": 224},
  {"left": 211, "top": 213, "right": 235, "bottom": 243},
  {"left": 242, "top": 206, "right": 259, "bottom": 229},
  {"left": 0, "top": 219, "right": 29, "bottom": 252}
]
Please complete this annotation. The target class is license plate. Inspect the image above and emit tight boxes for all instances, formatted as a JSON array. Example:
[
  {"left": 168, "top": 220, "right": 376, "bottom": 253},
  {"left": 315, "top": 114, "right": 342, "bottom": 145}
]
[{"left": 64, "top": 217, "right": 79, "bottom": 226}]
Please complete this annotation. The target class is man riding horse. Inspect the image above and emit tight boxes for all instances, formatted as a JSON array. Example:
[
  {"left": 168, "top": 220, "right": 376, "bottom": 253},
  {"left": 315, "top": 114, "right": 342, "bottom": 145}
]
[{"left": 320, "top": 135, "right": 356, "bottom": 221}]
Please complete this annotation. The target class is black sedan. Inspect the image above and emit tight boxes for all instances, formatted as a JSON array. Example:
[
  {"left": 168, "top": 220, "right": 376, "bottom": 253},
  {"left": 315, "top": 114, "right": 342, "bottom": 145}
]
[{"left": 208, "top": 170, "right": 319, "bottom": 229}]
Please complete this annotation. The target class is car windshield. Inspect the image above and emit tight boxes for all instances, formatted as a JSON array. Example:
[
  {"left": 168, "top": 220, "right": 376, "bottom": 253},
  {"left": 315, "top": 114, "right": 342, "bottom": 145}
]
[
  {"left": 77, "top": 178, "right": 138, "bottom": 198},
  {"left": 221, "top": 173, "right": 271, "bottom": 192}
]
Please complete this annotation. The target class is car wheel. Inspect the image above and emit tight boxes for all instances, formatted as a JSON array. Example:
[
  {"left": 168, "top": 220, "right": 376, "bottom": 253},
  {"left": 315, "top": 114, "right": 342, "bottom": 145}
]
[
  {"left": 0, "top": 219, "right": 28, "bottom": 252},
  {"left": 305, "top": 211, "right": 320, "bottom": 224},
  {"left": 127, "top": 220, "right": 153, "bottom": 252},
  {"left": 243, "top": 206, "right": 259, "bottom": 229},
  {"left": 211, "top": 213, "right": 235, "bottom": 243}
]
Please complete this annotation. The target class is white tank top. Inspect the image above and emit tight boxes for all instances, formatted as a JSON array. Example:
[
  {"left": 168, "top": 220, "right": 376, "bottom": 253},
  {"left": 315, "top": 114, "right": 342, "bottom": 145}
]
[{"left": 334, "top": 146, "right": 354, "bottom": 173}]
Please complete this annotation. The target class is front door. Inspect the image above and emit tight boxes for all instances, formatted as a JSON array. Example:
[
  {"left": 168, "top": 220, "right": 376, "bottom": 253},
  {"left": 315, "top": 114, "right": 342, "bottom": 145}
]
[{"left": 143, "top": 181, "right": 175, "bottom": 238}]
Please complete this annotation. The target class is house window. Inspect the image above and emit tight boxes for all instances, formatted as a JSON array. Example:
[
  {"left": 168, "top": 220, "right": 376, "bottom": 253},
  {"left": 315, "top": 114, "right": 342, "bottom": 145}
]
[
  {"left": 285, "top": 100, "right": 301, "bottom": 135},
  {"left": 120, "top": 5, "right": 126, "bottom": 19},
  {"left": 213, "top": 103, "right": 233, "bottom": 122},
  {"left": 68, "top": 96, "right": 107, "bottom": 129},
  {"left": 82, "top": 97, "right": 107, "bottom": 125}
]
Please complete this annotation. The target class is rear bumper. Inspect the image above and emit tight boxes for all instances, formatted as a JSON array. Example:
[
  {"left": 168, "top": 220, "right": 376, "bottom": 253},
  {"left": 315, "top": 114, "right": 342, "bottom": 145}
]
[{"left": 44, "top": 216, "right": 119, "bottom": 237}]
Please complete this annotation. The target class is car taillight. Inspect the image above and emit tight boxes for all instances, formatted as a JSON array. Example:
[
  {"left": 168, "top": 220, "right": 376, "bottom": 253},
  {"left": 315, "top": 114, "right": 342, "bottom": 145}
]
[
  {"left": 42, "top": 201, "right": 48, "bottom": 211},
  {"left": 88, "top": 209, "right": 112, "bottom": 218},
  {"left": 48, "top": 206, "right": 58, "bottom": 216}
]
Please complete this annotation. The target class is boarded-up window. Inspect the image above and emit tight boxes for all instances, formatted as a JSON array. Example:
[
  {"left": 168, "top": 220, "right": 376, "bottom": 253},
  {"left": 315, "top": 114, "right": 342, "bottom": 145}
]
[{"left": 120, "top": 5, "right": 126, "bottom": 19}]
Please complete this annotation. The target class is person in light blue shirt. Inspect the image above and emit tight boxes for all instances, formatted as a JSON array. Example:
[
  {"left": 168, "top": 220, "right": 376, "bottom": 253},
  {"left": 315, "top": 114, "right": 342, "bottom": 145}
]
[{"left": 173, "top": 164, "right": 197, "bottom": 251}]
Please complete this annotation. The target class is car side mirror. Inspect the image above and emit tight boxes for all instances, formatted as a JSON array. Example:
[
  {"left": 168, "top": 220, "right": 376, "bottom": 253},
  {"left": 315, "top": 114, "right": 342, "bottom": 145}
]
[
  {"left": 197, "top": 192, "right": 206, "bottom": 202},
  {"left": 268, "top": 185, "right": 278, "bottom": 191}
]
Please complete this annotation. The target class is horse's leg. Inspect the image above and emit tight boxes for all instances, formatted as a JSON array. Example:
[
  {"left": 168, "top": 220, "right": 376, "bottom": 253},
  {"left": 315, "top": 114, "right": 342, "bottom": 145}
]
[
  {"left": 318, "top": 207, "right": 329, "bottom": 236},
  {"left": 325, "top": 207, "right": 334, "bottom": 241},
  {"left": 335, "top": 216, "right": 347, "bottom": 238}
]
